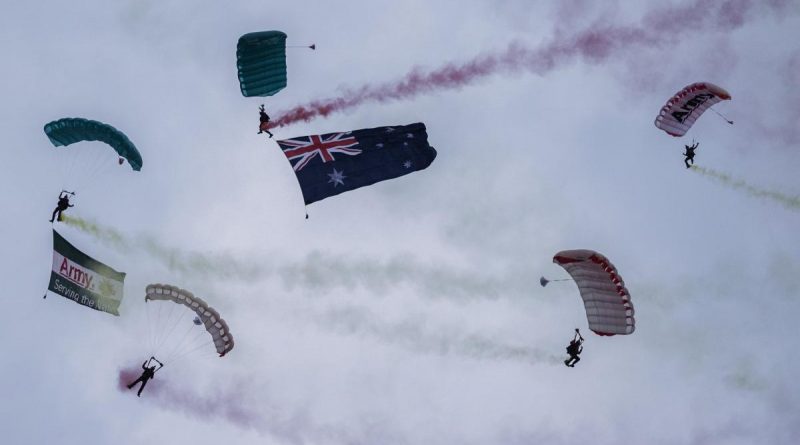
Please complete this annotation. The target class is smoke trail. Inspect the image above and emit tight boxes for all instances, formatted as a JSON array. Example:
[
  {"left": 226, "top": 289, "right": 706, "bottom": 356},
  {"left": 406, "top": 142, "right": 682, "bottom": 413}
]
[
  {"left": 269, "top": 0, "right": 779, "bottom": 129},
  {"left": 61, "top": 215, "right": 262, "bottom": 280},
  {"left": 62, "top": 215, "right": 532, "bottom": 301},
  {"left": 61, "top": 215, "right": 128, "bottom": 251},
  {"left": 279, "top": 252, "right": 528, "bottom": 301},
  {"left": 319, "top": 306, "right": 562, "bottom": 366},
  {"left": 118, "top": 366, "right": 164, "bottom": 393},
  {"left": 117, "top": 367, "right": 358, "bottom": 444},
  {"left": 725, "top": 361, "right": 768, "bottom": 392},
  {"left": 690, "top": 166, "right": 800, "bottom": 211}
]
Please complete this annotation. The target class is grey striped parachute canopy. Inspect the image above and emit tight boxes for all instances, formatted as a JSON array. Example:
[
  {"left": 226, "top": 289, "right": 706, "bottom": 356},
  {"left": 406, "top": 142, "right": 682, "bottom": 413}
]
[
  {"left": 145, "top": 284, "right": 234, "bottom": 356},
  {"left": 553, "top": 250, "right": 635, "bottom": 336},
  {"left": 654, "top": 82, "right": 731, "bottom": 137}
]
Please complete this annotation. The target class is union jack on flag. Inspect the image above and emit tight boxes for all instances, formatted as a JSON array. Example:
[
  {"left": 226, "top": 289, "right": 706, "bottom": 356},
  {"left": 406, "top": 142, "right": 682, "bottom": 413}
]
[{"left": 277, "top": 132, "right": 360, "bottom": 171}]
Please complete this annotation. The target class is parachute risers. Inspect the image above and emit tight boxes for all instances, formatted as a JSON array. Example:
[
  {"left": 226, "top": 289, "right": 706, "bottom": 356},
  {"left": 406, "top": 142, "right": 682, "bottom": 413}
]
[
  {"left": 145, "top": 284, "right": 234, "bottom": 357},
  {"left": 552, "top": 250, "right": 635, "bottom": 336}
]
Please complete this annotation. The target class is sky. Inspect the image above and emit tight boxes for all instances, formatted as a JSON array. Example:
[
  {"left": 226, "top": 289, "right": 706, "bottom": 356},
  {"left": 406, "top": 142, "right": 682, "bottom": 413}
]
[{"left": 1, "top": 0, "right": 799, "bottom": 443}]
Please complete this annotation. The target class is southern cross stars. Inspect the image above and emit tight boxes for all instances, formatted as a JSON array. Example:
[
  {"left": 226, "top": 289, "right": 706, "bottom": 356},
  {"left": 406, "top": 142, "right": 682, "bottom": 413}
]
[{"left": 328, "top": 168, "right": 346, "bottom": 187}]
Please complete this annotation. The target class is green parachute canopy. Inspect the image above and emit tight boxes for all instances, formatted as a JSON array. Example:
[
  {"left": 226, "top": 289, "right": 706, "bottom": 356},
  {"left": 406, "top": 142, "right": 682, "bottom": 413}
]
[
  {"left": 236, "top": 31, "right": 288, "bottom": 97},
  {"left": 44, "top": 118, "right": 142, "bottom": 171}
]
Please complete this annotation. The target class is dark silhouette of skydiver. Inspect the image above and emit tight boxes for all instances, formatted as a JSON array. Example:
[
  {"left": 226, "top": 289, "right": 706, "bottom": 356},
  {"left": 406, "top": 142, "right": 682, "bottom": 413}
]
[
  {"left": 564, "top": 329, "right": 584, "bottom": 367},
  {"left": 258, "top": 104, "right": 273, "bottom": 138},
  {"left": 126, "top": 357, "right": 163, "bottom": 397},
  {"left": 684, "top": 140, "right": 699, "bottom": 169},
  {"left": 49, "top": 191, "right": 74, "bottom": 223}
]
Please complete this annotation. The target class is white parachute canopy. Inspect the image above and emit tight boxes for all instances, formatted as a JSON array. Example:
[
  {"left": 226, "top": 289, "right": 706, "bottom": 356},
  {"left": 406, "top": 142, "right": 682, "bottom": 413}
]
[
  {"left": 552, "top": 250, "right": 635, "bottom": 336},
  {"left": 145, "top": 284, "right": 234, "bottom": 357},
  {"left": 654, "top": 82, "right": 731, "bottom": 137}
]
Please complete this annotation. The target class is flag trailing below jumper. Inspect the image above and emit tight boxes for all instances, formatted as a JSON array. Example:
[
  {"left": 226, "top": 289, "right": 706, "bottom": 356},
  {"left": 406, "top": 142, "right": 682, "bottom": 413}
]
[
  {"left": 276, "top": 122, "right": 437, "bottom": 204},
  {"left": 48, "top": 230, "right": 125, "bottom": 316}
]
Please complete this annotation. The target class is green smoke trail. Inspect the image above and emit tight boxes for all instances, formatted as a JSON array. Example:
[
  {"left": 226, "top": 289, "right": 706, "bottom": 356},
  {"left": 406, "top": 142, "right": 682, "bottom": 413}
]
[
  {"left": 318, "top": 305, "right": 562, "bottom": 366},
  {"left": 690, "top": 166, "right": 800, "bottom": 211},
  {"left": 61, "top": 215, "right": 128, "bottom": 250},
  {"left": 63, "top": 215, "right": 560, "bottom": 365},
  {"left": 61, "top": 215, "right": 261, "bottom": 280},
  {"left": 59, "top": 215, "right": 528, "bottom": 301}
]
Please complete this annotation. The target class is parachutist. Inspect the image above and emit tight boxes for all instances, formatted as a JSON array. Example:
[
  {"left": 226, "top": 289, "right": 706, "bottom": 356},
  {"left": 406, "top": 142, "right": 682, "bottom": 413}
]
[
  {"left": 258, "top": 104, "right": 273, "bottom": 138},
  {"left": 684, "top": 140, "right": 699, "bottom": 168},
  {"left": 564, "top": 330, "right": 584, "bottom": 367},
  {"left": 49, "top": 191, "right": 74, "bottom": 223},
  {"left": 126, "top": 358, "right": 163, "bottom": 397}
]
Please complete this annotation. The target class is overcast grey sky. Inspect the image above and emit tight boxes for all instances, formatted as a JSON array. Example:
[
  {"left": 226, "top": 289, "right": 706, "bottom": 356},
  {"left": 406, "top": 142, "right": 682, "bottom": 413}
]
[{"left": 1, "top": 1, "right": 799, "bottom": 444}]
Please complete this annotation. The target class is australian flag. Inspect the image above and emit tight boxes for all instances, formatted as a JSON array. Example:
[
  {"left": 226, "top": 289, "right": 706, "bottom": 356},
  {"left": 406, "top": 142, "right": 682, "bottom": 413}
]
[{"left": 276, "top": 122, "right": 437, "bottom": 204}]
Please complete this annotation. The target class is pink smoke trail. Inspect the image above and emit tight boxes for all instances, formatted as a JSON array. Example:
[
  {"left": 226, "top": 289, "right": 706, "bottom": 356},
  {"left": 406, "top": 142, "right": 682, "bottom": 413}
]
[
  {"left": 269, "top": 0, "right": 786, "bottom": 129},
  {"left": 117, "top": 367, "right": 356, "bottom": 444}
]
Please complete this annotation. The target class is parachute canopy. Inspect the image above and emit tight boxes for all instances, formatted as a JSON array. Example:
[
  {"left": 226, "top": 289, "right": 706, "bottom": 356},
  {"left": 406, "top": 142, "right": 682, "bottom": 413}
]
[
  {"left": 237, "top": 31, "right": 288, "bottom": 97},
  {"left": 145, "top": 284, "right": 234, "bottom": 357},
  {"left": 553, "top": 249, "right": 635, "bottom": 336},
  {"left": 44, "top": 118, "right": 142, "bottom": 171},
  {"left": 654, "top": 82, "right": 731, "bottom": 137}
]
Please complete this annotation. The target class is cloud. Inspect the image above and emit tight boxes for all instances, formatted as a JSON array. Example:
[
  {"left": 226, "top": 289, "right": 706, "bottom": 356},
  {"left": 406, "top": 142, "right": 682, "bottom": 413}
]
[{"left": 269, "top": 0, "right": 779, "bottom": 129}]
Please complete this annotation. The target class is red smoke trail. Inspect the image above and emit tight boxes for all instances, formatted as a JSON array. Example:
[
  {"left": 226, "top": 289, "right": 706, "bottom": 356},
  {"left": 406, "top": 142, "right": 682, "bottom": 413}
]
[
  {"left": 118, "top": 366, "right": 165, "bottom": 393},
  {"left": 270, "top": 0, "right": 787, "bottom": 129},
  {"left": 117, "top": 367, "right": 354, "bottom": 444}
]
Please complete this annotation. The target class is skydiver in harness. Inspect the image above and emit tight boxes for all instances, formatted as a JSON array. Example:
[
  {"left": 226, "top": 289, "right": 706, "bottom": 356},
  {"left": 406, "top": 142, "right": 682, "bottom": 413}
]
[
  {"left": 258, "top": 104, "right": 273, "bottom": 138},
  {"left": 49, "top": 191, "right": 74, "bottom": 223},
  {"left": 126, "top": 357, "right": 163, "bottom": 397},
  {"left": 564, "top": 329, "right": 584, "bottom": 367},
  {"left": 684, "top": 140, "right": 699, "bottom": 169}
]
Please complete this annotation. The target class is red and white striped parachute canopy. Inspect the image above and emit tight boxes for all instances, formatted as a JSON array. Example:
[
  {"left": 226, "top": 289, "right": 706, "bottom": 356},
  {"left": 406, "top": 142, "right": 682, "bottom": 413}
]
[
  {"left": 553, "top": 249, "right": 635, "bottom": 336},
  {"left": 654, "top": 82, "right": 731, "bottom": 137}
]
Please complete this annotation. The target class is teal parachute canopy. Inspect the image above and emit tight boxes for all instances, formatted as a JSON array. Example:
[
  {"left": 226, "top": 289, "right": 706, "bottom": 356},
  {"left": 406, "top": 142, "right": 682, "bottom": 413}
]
[
  {"left": 44, "top": 118, "right": 142, "bottom": 171},
  {"left": 236, "top": 31, "right": 288, "bottom": 97}
]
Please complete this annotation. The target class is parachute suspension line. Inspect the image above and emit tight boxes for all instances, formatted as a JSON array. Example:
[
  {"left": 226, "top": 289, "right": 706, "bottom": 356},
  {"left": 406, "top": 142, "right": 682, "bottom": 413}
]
[
  {"left": 89, "top": 154, "right": 116, "bottom": 182},
  {"left": 145, "top": 301, "right": 154, "bottom": 352},
  {"left": 150, "top": 300, "right": 167, "bottom": 353},
  {"left": 173, "top": 328, "right": 210, "bottom": 360},
  {"left": 152, "top": 302, "right": 178, "bottom": 356},
  {"left": 710, "top": 107, "right": 734, "bottom": 125},
  {"left": 154, "top": 307, "right": 189, "bottom": 356},
  {"left": 58, "top": 145, "right": 112, "bottom": 193},
  {"left": 167, "top": 339, "right": 215, "bottom": 365},
  {"left": 161, "top": 321, "right": 197, "bottom": 363},
  {"left": 58, "top": 149, "right": 81, "bottom": 191},
  {"left": 153, "top": 301, "right": 166, "bottom": 349},
  {"left": 166, "top": 339, "right": 211, "bottom": 365}
]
